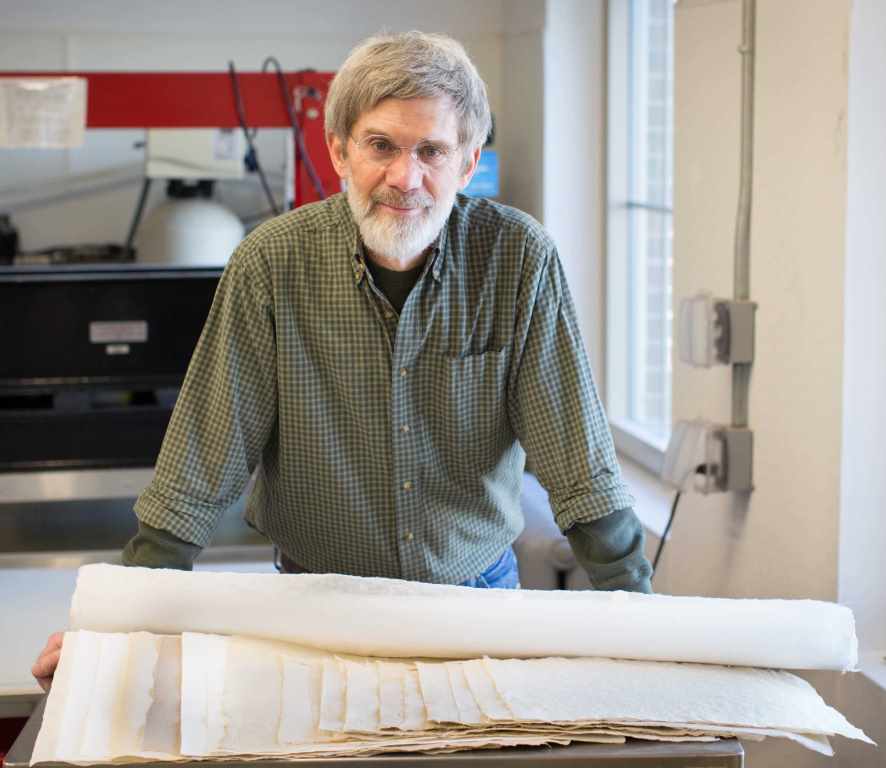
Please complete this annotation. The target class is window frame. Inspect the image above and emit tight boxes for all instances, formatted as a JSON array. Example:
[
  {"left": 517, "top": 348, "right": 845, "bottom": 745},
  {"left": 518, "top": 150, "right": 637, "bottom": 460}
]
[{"left": 605, "top": 0, "right": 674, "bottom": 475}]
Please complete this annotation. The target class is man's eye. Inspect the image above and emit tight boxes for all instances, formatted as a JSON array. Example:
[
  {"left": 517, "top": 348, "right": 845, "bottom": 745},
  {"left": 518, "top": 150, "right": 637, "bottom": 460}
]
[
  {"left": 418, "top": 144, "right": 445, "bottom": 161},
  {"left": 368, "top": 138, "right": 395, "bottom": 154}
]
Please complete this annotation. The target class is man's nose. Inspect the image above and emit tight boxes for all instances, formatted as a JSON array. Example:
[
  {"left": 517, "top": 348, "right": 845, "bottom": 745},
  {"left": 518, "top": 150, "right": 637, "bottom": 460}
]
[{"left": 384, "top": 150, "right": 423, "bottom": 191}]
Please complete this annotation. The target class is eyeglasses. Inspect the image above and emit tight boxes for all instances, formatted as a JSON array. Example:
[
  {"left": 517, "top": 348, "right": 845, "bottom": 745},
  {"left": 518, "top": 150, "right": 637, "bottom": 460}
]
[{"left": 350, "top": 134, "right": 459, "bottom": 170}]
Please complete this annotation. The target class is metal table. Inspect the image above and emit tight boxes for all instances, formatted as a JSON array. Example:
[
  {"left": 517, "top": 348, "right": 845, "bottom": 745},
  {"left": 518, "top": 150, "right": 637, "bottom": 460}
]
[{"left": 7, "top": 699, "right": 743, "bottom": 768}]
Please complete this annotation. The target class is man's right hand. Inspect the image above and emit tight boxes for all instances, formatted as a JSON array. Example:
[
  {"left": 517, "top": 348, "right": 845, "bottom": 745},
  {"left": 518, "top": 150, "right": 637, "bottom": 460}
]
[{"left": 32, "top": 632, "right": 64, "bottom": 692}]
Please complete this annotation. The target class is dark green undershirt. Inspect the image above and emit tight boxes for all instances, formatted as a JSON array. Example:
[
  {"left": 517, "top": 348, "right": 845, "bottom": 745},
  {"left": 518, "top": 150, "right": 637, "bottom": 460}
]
[{"left": 365, "top": 258, "right": 425, "bottom": 314}]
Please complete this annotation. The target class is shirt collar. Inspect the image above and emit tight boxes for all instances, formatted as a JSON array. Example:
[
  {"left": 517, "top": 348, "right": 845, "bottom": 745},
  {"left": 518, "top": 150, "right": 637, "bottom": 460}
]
[
  {"left": 352, "top": 240, "right": 368, "bottom": 284},
  {"left": 429, "top": 224, "right": 447, "bottom": 282},
  {"left": 351, "top": 238, "right": 443, "bottom": 286}
]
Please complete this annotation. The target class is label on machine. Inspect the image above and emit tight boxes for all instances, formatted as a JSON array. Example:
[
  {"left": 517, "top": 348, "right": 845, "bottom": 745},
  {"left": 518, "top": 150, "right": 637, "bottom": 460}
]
[{"left": 89, "top": 320, "right": 149, "bottom": 344}]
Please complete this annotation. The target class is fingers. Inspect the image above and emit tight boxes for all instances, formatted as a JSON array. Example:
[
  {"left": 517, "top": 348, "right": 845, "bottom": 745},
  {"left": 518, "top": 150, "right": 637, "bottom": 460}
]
[
  {"left": 32, "top": 632, "right": 65, "bottom": 692},
  {"left": 32, "top": 649, "right": 61, "bottom": 692},
  {"left": 45, "top": 632, "right": 64, "bottom": 652}
]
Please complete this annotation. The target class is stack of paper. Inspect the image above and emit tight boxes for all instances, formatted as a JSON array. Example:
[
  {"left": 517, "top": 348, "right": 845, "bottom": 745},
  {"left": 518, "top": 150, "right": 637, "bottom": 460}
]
[
  {"left": 32, "top": 630, "right": 873, "bottom": 764},
  {"left": 29, "top": 565, "right": 875, "bottom": 763}
]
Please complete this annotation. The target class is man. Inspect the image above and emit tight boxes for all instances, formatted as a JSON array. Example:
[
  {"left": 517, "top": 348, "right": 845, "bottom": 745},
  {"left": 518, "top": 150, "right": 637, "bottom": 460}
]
[{"left": 33, "top": 31, "right": 651, "bottom": 690}]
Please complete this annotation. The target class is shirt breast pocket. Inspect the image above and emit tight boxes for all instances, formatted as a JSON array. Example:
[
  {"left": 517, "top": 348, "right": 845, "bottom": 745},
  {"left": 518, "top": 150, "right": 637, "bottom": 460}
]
[{"left": 425, "top": 346, "right": 513, "bottom": 476}]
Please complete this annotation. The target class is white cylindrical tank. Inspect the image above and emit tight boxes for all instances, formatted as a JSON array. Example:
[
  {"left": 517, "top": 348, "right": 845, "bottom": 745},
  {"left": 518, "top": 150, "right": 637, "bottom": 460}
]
[{"left": 136, "top": 198, "right": 245, "bottom": 267}]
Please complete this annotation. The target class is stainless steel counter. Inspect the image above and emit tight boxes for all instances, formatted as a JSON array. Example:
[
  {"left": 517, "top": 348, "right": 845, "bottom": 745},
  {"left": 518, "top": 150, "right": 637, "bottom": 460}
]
[
  {"left": 0, "top": 469, "right": 155, "bottom": 505},
  {"left": 0, "top": 467, "right": 261, "bottom": 556}
]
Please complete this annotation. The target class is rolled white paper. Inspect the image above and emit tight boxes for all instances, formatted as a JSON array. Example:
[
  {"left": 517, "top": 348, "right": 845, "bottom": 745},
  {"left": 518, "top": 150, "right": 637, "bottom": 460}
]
[{"left": 70, "top": 564, "right": 858, "bottom": 671}]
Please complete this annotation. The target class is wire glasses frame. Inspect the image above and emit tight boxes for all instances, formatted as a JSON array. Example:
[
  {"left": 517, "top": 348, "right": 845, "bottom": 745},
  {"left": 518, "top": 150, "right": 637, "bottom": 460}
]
[{"left": 350, "top": 134, "right": 460, "bottom": 170}]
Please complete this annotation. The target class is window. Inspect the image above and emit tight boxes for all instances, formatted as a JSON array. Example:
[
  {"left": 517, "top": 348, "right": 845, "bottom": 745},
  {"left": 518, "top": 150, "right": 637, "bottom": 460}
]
[{"left": 606, "top": 0, "right": 674, "bottom": 472}]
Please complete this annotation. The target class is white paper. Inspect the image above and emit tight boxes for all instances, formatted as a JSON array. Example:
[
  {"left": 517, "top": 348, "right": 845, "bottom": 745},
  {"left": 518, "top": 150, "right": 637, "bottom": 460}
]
[
  {"left": 220, "top": 637, "right": 282, "bottom": 752},
  {"left": 54, "top": 631, "right": 101, "bottom": 759},
  {"left": 110, "top": 632, "right": 159, "bottom": 758},
  {"left": 416, "top": 661, "right": 461, "bottom": 724},
  {"left": 36, "top": 562, "right": 874, "bottom": 764},
  {"left": 318, "top": 657, "right": 346, "bottom": 732},
  {"left": 279, "top": 659, "right": 322, "bottom": 744},
  {"left": 343, "top": 660, "right": 380, "bottom": 733},
  {"left": 0, "top": 78, "right": 87, "bottom": 148},
  {"left": 31, "top": 631, "right": 87, "bottom": 764},
  {"left": 142, "top": 635, "right": 181, "bottom": 756},
  {"left": 179, "top": 633, "right": 226, "bottom": 756},
  {"left": 31, "top": 629, "right": 874, "bottom": 765},
  {"left": 69, "top": 564, "right": 859, "bottom": 671},
  {"left": 80, "top": 634, "right": 129, "bottom": 759},
  {"left": 462, "top": 658, "right": 512, "bottom": 720},
  {"left": 402, "top": 668, "right": 430, "bottom": 731},
  {"left": 32, "top": 631, "right": 159, "bottom": 764},
  {"left": 482, "top": 656, "right": 873, "bottom": 743},
  {"left": 377, "top": 661, "right": 405, "bottom": 729},
  {"left": 446, "top": 662, "right": 486, "bottom": 725}
]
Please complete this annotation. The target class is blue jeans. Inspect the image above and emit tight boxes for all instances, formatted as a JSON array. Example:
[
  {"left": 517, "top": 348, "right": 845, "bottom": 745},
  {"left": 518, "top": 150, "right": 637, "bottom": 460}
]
[{"left": 460, "top": 547, "right": 520, "bottom": 589}]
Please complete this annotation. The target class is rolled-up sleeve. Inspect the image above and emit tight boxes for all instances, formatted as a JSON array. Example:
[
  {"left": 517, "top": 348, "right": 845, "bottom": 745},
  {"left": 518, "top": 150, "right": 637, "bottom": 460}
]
[
  {"left": 133, "top": 241, "right": 279, "bottom": 546},
  {"left": 507, "top": 240, "right": 634, "bottom": 532}
]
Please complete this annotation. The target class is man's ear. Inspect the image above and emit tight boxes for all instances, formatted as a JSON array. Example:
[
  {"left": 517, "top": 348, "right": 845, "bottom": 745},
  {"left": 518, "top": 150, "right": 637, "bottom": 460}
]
[
  {"left": 327, "top": 133, "right": 348, "bottom": 178},
  {"left": 458, "top": 146, "right": 482, "bottom": 190}
]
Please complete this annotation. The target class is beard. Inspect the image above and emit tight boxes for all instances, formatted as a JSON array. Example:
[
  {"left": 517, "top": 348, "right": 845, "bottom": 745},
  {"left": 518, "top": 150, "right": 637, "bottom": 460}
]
[{"left": 346, "top": 181, "right": 456, "bottom": 263}]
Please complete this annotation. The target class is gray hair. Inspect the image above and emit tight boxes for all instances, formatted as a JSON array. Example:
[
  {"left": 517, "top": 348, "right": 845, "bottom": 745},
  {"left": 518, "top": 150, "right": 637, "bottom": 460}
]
[{"left": 325, "top": 31, "right": 492, "bottom": 155}]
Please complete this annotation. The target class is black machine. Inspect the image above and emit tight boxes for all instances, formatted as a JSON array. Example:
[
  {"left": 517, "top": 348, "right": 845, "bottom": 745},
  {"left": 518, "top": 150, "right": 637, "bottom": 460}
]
[{"left": 0, "top": 264, "right": 222, "bottom": 471}]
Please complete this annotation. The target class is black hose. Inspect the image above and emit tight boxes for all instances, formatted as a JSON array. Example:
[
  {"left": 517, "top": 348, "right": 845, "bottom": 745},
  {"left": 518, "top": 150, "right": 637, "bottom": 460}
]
[
  {"left": 652, "top": 490, "right": 681, "bottom": 575},
  {"left": 261, "top": 56, "right": 327, "bottom": 201},
  {"left": 124, "top": 177, "right": 152, "bottom": 257},
  {"left": 228, "top": 61, "right": 281, "bottom": 216}
]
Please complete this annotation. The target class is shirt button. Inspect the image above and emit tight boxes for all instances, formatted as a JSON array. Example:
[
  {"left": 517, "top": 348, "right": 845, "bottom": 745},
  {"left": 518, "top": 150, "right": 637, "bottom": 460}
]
[
  {"left": 402, "top": 480, "right": 413, "bottom": 491},
  {"left": 400, "top": 424, "right": 411, "bottom": 434},
  {"left": 384, "top": 311, "right": 393, "bottom": 319},
  {"left": 404, "top": 531, "right": 414, "bottom": 542},
  {"left": 399, "top": 367, "right": 409, "bottom": 377}
]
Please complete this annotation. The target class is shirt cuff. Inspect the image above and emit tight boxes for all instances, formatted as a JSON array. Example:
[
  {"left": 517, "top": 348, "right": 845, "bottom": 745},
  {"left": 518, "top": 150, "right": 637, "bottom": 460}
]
[
  {"left": 133, "top": 482, "right": 224, "bottom": 547},
  {"left": 549, "top": 472, "right": 636, "bottom": 532}
]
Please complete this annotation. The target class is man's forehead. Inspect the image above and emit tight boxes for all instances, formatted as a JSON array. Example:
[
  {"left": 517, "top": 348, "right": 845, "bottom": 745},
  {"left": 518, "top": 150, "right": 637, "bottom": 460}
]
[{"left": 352, "top": 96, "right": 459, "bottom": 140}]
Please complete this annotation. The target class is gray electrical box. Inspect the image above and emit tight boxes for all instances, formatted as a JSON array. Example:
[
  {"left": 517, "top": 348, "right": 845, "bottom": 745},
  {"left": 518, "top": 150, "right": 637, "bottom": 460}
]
[
  {"left": 714, "top": 300, "right": 756, "bottom": 365},
  {"left": 713, "top": 427, "right": 754, "bottom": 492}
]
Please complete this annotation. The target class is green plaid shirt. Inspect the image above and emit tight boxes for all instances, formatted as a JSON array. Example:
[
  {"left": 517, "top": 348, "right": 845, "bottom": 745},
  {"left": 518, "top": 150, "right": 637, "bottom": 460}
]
[{"left": 134, "top": 193, "right": 633, "bottom": 584}]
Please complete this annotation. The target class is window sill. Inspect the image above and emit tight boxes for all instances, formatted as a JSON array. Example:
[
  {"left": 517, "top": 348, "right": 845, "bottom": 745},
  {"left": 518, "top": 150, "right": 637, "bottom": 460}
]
[
  {"left": 617, "top": 453, "right": 674, "bottom": 540},
  {"left": 611, "top": 419, "right": 668, "bottom": 476}
]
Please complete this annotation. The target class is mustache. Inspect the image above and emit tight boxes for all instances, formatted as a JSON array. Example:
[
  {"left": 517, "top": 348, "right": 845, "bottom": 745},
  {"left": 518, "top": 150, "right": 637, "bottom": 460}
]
[{"left": 370, "top": 189, "right": 434, "bottom": 211}]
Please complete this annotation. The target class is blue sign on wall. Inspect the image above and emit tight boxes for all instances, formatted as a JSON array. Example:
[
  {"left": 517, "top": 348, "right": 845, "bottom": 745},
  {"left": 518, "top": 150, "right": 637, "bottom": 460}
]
[{"left": 463, "top": 150, "right": 499, "bottom": 198}]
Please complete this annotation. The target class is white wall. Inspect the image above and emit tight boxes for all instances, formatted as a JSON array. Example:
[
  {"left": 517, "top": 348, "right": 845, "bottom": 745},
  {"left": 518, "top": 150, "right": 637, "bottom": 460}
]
[
  {"left": 0, "top": 0, "right": 507, "bottom": 251},
  {"left": 654, "top": 0, "right": 851, "bottom": 605},
  {"left": 498, "top": 1, "right": 546, "bottom": 223},
  {"left": 651, "top": 3, "right": 886, "bottom": 762},
  {"left": 543, "top": 0, "right": 607, "bottom": 381},
  {"left": 839, "top": 0, "right": 886, "bottom": 661},
  {"left": 497, "top": 0, "right": 608, "bottom": 397}
]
